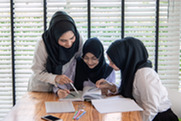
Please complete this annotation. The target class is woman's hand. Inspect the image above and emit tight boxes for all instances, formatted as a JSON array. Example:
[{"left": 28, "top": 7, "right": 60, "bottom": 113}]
[
  {"left": 96, "top": 79, "right": 117, "bottom": 95},
  {"left": 57, "top": 89, "right": 70, "bottom": 99},
  {"left": 55, "top": 75, "right": 73, "bottom": 85}
]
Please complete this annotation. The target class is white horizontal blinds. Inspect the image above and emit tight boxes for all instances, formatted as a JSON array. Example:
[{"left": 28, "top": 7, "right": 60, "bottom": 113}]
[
  {"left": 124, "top": 0, "right": 156, "bottom": 68},
  {"left": 158, "top": 0, "right": 180, "bottom": 89},
  {"left": 67, "top": 0, "right": 87, "bottom": 39},
  {"left": 46, "top": 0, "right": 67, "bottom": 27},
  {"left": 91, "top": 0, "right": 122, "bottom": 84},
  {"left": 13, "top": 0, "right": 44, "bottom": 100},
  {"left": 0, "top": 1, "right": 12, "bottom": 120},
  {"left": 180, "top": 3, "right": 181, "bottom": 90},
  {"left": 91, "top": 0, "right": 121, "bottom": 49},
  {"left": 46, "top": 0, "right": 87, "bottom": 39}
]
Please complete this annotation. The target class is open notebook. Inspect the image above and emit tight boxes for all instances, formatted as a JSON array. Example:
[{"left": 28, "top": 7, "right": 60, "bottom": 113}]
[{"left": 59, "top": 86, "right": 103, "bottom": 101}]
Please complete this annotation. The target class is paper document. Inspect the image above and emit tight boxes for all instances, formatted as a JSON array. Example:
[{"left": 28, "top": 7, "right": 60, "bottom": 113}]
[
  {"left": 45, "top": 101, "right": 75, "bottom": 113},
  {"left": 91, "top": 96, "right": 143, "bottom": 113}
]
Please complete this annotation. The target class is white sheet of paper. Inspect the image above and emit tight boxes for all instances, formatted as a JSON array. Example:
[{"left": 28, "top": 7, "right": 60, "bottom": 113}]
[
  {"left": 45, "top": 101, "right": 75, "bottom": 113},
  {"left": 91, "top": 96, "right": 143, "bottom": 113}
]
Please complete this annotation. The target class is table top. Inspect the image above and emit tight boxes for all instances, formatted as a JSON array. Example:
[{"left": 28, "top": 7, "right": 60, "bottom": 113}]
[{"left": 3, "top": 92, "right": 142, "bottom": 121}]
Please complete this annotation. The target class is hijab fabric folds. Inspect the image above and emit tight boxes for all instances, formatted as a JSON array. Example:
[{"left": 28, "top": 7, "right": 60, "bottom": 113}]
[
  {"left": 42, "top": 11, "right": 80, "bottom": 74},
  {"left": 107, "top": 37, "right": 152, "bottom": 99},
  {"left": 74, "top": 37, "right": 113, "bottom": 90}
]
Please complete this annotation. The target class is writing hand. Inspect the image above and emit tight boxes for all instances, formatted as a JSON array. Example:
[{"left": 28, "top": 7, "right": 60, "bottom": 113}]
[
  {"left": 55, "top": 75, "right": 73, "bottom": 85},
  {"left": 57, "top": 89, "right": 70, "bottom": 98}
]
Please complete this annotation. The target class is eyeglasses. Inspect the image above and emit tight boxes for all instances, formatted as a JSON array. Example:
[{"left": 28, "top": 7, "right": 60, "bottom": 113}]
[
  {"left": 82, "top": 53, "right": 102, "bottom": 63},
  {"left": 82, "top": 57, "right": 99, "bottom": 63},
  {"left": 82, "top": 54, "right": 101, "bottom": 63}
]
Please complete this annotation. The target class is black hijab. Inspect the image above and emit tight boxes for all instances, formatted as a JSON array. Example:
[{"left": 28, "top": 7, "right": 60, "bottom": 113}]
[
  {"left": 106, "top": 37, "right": 152, "bottom": 99},
  {"left": 74, "top": 37, "right": 113, "bottom": 90},
  {"left": 42, "top": 11, "right": 80, "bottom": 74}
]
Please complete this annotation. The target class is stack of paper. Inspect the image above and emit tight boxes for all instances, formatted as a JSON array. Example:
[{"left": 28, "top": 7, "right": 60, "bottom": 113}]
[{"left": 91, "top": 96, "right": 143, "bottom": 113}]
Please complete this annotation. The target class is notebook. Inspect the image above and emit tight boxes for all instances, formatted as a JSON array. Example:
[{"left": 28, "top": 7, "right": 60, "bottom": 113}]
[
  {"left": 45, "top": 101, "right": 75, "bottom": 113},
  {"left": 59, "top": 86, "right": 103, "bottom": 101}
]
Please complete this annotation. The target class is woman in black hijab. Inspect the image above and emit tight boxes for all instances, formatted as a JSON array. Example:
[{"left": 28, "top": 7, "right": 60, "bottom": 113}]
[
  {"left": 28, "top": 11, "right": 83, "bottom": 97},
  {"left": 106, "top": 37, "right": 178, "bottom": 121},
  {"left": 74, "top": 37, "right": 117, "bottom": 95}
]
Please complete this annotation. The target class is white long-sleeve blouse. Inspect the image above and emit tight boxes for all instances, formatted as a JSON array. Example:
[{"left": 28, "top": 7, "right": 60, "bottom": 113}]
[
  {"left": 133, "top": 68, "right": 171, "bottom": 121},
  {"left": 28, "top": 36, "right": 83, "bottom": 92}
]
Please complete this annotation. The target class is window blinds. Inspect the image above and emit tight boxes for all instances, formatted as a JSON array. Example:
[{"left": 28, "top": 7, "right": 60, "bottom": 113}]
[
  {"left": 124, "top": 0, "right": 180, "bottom": 89},
  {"left": 90, "top": 0, "right": 122, "bottom": 83},
  {"left": 13, "top": 0, "right": 44, "bottom": 101},
  {"left": 47, "top": 0, "right": 88, "bottom": 39},
  {"left": 0, "top": 0, "right": 181, "bottom": 120},
  {"left": 158, "top": 0, "right": 180, "bottom": 88},
  {"left": 125, "top": 0, "right": 156, "bottom": 65},
  {"left": 180, "top": 2, "right": 181, "bottom": 90},
  {"left": 0, "top": 0, "right": 12, "bottom": 119}
]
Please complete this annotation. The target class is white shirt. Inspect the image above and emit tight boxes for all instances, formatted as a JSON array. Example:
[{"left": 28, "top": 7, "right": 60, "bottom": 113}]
[
  {"left": 28, "top": 36, "right": 83, "bottom": 92},
  {"left": 133, "top": 68, "right": 171, "bottom": 121}
]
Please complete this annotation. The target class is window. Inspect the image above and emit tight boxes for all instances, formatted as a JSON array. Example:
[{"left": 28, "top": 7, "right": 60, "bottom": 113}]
[
  {"left": 0, "top": 0, "right": 181, "bottom": 120},
  {"left": 0, "top": 0, "right": 11, "bottom": 119},
  {"left": 158, "top": 0, "right": 180, "bottom": 88},
  {"left": 13, "top": 0, "right": 44, "bottom": 100}
]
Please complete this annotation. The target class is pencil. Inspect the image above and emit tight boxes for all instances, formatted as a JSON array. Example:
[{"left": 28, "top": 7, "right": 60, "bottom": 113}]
[
  {"left": 69, "top": 93, "right": 75, "bottom": 97},
  {"left": 70, "top": 82, "right": 79, "bottom": 95}
]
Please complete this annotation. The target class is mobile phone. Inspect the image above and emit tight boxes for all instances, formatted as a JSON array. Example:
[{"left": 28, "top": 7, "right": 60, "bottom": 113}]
[{"left": 41, "top": 115, "right": 63, "bottom": 121}]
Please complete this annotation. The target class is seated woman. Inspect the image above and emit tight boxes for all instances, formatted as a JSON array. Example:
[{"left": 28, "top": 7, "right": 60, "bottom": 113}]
[
  {"left": 105, "top": 37, "right": 179, "bottom": 121},
  {"left": 73, "top": 37, "right": 117, "bottom": 96},
  {"left": 55, "top": 37, "right": 117, "bottom": 98}
]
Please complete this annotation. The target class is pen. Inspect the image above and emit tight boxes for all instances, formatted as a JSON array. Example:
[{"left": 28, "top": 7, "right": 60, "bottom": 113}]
[
  {"left": 73, "top": 110, "right": 81, "bottom": 119},
  {"left": 69, "top": 93, "right": 75, "bottom": 97},
  {"left": 70, "top": 82, "right": 79, "bottom": 95},
  {"left": 76, "top": 111, "right": 86, "bottom": 120},
  {"left": 73, "top": 111, "right": 78, "bottom": 119}
]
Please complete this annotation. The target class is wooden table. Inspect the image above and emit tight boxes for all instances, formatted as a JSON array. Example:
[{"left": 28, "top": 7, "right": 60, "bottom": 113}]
[{"left": 3, "top": 92, "right": 142, "bottom": 121}]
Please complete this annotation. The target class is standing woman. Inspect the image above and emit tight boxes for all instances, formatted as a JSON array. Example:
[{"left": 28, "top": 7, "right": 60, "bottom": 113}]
[
  {"left": 105, "top": 37, "right": 178, "bottom": 121},
  {"left": 28, "top": 11, "right": 83, "bottom": 92},
  {"left": 73, "top": 37, "right": 117, "bottom": 96}
]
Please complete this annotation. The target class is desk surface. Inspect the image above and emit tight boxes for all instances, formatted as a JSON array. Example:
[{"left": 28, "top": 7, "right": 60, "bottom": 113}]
[{"left": 3, "top": 92, "right": 142, "bottom": 121}]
